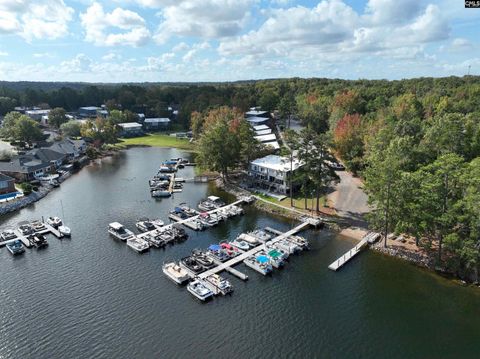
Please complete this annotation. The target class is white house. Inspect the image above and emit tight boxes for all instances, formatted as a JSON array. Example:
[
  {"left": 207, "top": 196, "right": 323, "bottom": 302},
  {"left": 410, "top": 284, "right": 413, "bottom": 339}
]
[
  {"left": 249, "top": 155, "right": 302, "bottom": 194},
  {"left": 118, "top": 122, "right": 143, "bottom": 137}
]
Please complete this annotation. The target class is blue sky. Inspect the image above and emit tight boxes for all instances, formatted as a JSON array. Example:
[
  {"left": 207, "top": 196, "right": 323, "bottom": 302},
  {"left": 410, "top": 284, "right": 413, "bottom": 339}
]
[{"left": 0, "top": 0, "right": 479, "bottom": 82}]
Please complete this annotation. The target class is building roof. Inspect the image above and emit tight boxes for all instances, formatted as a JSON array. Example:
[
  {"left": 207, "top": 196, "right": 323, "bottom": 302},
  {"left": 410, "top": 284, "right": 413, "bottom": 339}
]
[
  {"left": 254, "top": 133, "right": 277, "bottom": 143},
  {"left": 246, "top": 116, "right": 270, "bottom": 124},
  {"left": 0, "top": 155, "right": 52, "bottom": 174},
  {"left": 255, "top": 129, "right": 272, "bottom": 136},
  {"left": 251, "top": 155, "right": 302, "bottom": 172},
  {"left": 118, "top": 122, "right": 142, "bottom": 128},
  {"left": 144, "top": 118, "right": 171, "bottom": 123},
  {"left": 245, "top": 110, "right": 269, "bottom": 117},
  {"left": 48, "top": 139, "right": 83, "bottom": 155},
  {"left": 28, "top": 148, "right": 65, "bottom": 163},
  {"left": 25, "top": 109, "right": 50, "bottom": 116},
  {"left": 0, "top": 173, "right": 14, "bottom": 182},
  {"left": 263, "top": 141, "right": 280, "bottom": 149},
  {"left": 253, "top": 125, "right": 269, "bottom": 131},
  {"left": 79, "top": 106, "right": 101, "bottom": 111}
]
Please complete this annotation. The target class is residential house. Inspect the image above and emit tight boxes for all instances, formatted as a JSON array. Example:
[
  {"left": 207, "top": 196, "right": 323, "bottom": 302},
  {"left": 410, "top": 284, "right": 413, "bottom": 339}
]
[
  {"left": 25, "top": 109, "right": 50, "bottom": 122},
  {"left": 117, "top": 122, "right": 143, "bottom": 137},
  {"left": 245, "top": 110, "right": 269, "bottom": 118},
  {"left": 48, "top": 138, "right": 87, "bottom": 160},
  {"left": 0, "top": 155, "right": 54, "bottom": 181},
  {"left": 249, "top": 155, "right": 302, "bottom": 194},
  {"left": 143, "top": 118, "right": 170, "bottom": 131},
  {"left": 27, "top": 148, "right": 66, "bottom": 169},
  {"left": 78, "top": 106, "right": 101, "bottom": 118},
  {"left": 0, "top": 173, "right": 16, "bottom": 195}
]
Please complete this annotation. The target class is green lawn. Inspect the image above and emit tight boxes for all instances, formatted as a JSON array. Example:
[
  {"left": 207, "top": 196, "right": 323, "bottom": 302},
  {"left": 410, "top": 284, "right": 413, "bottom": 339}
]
[{"left": 119, "top": 134, "right": 195, "bottom": 151}]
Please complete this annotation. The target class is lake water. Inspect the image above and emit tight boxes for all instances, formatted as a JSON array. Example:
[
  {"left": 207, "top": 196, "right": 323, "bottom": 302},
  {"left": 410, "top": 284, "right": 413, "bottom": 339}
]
[{"left": 1, "top": 147, "right": 479, "bottom": 359}]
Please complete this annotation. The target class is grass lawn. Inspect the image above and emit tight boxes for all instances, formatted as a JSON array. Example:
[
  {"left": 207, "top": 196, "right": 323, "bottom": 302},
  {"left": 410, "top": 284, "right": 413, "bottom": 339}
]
[
  {"left": 119, "top": 134, "right": 195, "bottom": 151},
  {"left": 256, "top": 192, "right": 329, "bottom": 212}
]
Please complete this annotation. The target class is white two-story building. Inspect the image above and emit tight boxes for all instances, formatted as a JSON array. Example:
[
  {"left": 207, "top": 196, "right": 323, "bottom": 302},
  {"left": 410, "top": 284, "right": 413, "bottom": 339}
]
[{"left": 249, "top": 155, "right": 302, "bottom": 194}]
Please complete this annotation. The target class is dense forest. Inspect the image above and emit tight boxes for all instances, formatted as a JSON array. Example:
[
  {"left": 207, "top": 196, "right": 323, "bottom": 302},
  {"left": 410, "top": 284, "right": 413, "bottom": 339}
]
[{"left": 1, "top": 76, "right": 479, "bottom": 280}]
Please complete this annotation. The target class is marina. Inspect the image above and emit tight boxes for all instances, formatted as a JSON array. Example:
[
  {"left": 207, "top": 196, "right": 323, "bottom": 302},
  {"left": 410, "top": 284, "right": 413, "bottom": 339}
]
[{"left": 1, "top": 147, "right": 478, "bottom": 359}]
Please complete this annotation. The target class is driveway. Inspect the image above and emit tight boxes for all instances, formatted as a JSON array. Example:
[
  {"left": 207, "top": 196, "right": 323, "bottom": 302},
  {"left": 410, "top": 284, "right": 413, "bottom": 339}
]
[{"left": 327, "top": 170, "right": 370, "bottom": 226}]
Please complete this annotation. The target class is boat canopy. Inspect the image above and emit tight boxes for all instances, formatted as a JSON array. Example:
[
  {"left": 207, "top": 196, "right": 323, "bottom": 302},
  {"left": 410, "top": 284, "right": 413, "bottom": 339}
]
[
  {"left": 207, "top": 196, "right": 220, "bottom": 202},
  {"left": 109, "top": 222, "right": 123, "bottom": 230},
  {"left": 199, "top": 212, "right": 209, "bottom": 218},
  {"left": 256, "top": 255, "right": 269, "bottom": 263},
  {"left": 164, "top": 160, "right": 177, "bottom": 165},
  {"left": 209, "top": 244, "right": 221, "bottom": 251},
  {"left": 221, "top": 243, "right": 233, "bottom": 249},
  {"left": 174, "top": 207, "right": 183, "bottom": 213},
  {"left": 268, "top": 250, "right": 282, "bottom": 258}
]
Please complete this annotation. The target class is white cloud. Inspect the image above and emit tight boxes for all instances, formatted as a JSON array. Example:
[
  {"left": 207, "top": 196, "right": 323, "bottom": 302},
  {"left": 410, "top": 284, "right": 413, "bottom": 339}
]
[
  {"left": 153, "top": 0, "right": 253, "bottom": 43},
  {"left": 33, "top": 52, "right": 54, "bottom": 58},
  {"left": 80, "top": 2, "right": 151, "bottom": 47},
  {"left": 102, "top": 53, "right": 122, "bottom": 61},
  {"left": 219, "top": 0, "right": 450, "bottom": 63},
  {"left": 0, "top": 51, "right": 8, "bottom": 56},
  {"left": 0, "top": 0, "right": 73, "bottom": 40},
  {"left": 172, "top": 42, "right": 189, "bottom": 52},
  {"left": 60, "top": 53, "right": 92, "bottom": 73}
]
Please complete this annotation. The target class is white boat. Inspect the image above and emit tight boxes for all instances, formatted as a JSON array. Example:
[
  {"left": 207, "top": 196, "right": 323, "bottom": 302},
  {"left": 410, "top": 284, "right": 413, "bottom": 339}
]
[
  {"left": 276, "top": 239, "right": 300, "bottom": 254},
  {"left": 141, "top": 232, "right": 165, "bottom": 247},
  {"left": 162, "top": 262, "right": 190, "bottom": 284},
  {"left": 249, "top": 229, "right": 272, "bottom": 243},
  {"left": 31, "top": 220, "right": 47, "bottom": 232},
  {"left": 18, "top": 224, "right": 34, "bottom": 236},
  {"left": 229, "top": 205, "right": 244, "bottom": 215},
  {"left": 266, "top": 243, "right": 289, "bottom": 260},
  {"left": 46, "top": 216, "right": 62, "bottom": 228},
  {"left": 58, "top": 225, "right": 71, "bottom": 237},
  {"left": 244, "top": 255, "right": 272, "bottom": 275},
  {"left": 187, "top": 279, "right": 214, "bottom": 301},
  {"left": 205, "top": 274, "right": 233, "bottom": 295},
  {"left": 126, "top": 236, "right": 150, "bottom": 253},
  {"left": 198, "top": 213, "right": 218, "bottom": 227},
  {"left": 152, "top": 190, "right": 171, "bottom": 198},
  {"left": 237, "top": 233, "right": 259, "bottom": 246},
  {"left": 0, "top": 229, "right": 17, "bottom": 241},
  {"left": 230, "top": 239, "right": 250, "bottom": 251},
  {"left": 135, "top": 219, "right": 156, "bottom": 232},
  {"left": 287, "top": 235, "right": 309, "bottom": 250},
  {"left": 151, "top": 219, "right": 165, "bottom": 227},
  {"left": 108, "top": 222, "right": 135, "bottom": 241},
  {"left": 198, "top": 196, "right": 225, "bottom": 211}
]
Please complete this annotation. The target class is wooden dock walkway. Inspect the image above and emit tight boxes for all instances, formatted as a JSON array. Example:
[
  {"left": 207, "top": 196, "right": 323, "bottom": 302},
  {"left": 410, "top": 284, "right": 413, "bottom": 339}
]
[
  {"left": 138, "top": 199, "right": 247, "bottom": 241},
  {"left": 1, "top": 222, "right": 64, "bottom": 249},
  {"left": 198, "top": 221, "right": 310, "bottom": 280},
  {"left": 328, "top": 232, "right": 379, "bottom": 271}
]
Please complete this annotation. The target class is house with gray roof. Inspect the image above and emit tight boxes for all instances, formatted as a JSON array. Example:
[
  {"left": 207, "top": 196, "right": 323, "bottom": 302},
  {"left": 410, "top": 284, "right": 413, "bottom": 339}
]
[{"left": 0, "top": 155, "right": 54, "bottom": 181}]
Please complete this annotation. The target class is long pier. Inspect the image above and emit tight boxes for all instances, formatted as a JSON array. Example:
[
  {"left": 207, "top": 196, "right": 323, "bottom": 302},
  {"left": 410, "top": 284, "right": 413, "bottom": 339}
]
[
  {"left": 198, "top": 221, "right": 310, "bottom": 280},
  {"left": 137, "top": 198, "right": 249, "bottom": 241},
  {"left": 328, "top": 232, "right": 380, "bottom": 271}
]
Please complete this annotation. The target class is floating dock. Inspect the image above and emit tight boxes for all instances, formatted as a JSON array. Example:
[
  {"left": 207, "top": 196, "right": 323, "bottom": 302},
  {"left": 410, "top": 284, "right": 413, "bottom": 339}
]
[
  {"left": 198, "top": 222, "right": 310, "bottom": 280},
  {"left": 1, "top": 220, "right": 66, "bottom": 249},
  {"left": 328, "top": 232, "right": 380, "bottom": 271}
]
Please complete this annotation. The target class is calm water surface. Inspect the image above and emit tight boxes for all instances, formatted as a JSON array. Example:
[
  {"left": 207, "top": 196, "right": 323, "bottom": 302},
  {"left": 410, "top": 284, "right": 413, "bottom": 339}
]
[{"left": 1, "top": 148, "right": 479, "bottom": 359}]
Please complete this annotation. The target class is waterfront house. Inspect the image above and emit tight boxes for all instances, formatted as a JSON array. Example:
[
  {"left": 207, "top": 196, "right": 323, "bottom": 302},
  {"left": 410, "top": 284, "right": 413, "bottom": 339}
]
[
  {"left": 27, "top": 148, "right": 66, "bottom": 169},
  {"left": 0, "top": 173, "right": 16, "bottom": 195},
  {"left": 48, "top": 138, "right": 87, "bottom": 160},
  {"left": 0, "top": 155, "right": 54, "bottom": 181},
  {"left": 78, "top": 106, "right": 101, "bottom": 118},
  {"left": 249, "top": 155, "right": 302, "bottom": 194},
  {"left": 118, "top": 122, "right": 143, "bottom": 137}
]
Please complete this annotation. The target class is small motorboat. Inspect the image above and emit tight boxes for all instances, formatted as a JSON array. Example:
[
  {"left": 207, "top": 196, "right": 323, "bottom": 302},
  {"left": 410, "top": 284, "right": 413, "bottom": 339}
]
[
  {"left": 205, "top": 274, "right": 233, "bottom": 295},
  {"left": 31, "top": 220, "right": 47, "bottom": 232},
  {"left": 250, "top": 229, "right": 271, "bottom": 243},
  {"left": 192, "top": 249, "right": 216, "bottom": 269},
  {"left": 230, "top": 239, "right": 250, "bottom": 251},
  {"left": 237, "top": 233, "right": 259, "bottom": 246},
  {"left": 1, "top": 229, "right": 17, "bottom": 241},
  {"left": 135, "top": 218, "right": 156, "bottom": 232},
  {"left": 152, "top": 190, "right": 171, "bottom": 198},
  {"left": 187, "top": 279, "right": 214, "bottom": 301},
  {"left": 163, "top": 262, "right": 190, "bottom": 284},
  {"left": 180, "top": 256, "right": 204, "bottom": 274},
  {"left": 260, "top": 249, "right": 284, "bottom": 269},
  {"left": 198, "top": 212, "right": 218, "bottom": 227},
  {"left": 126, "top": 236, "right": 150, "bottom": 253},
  {"left": 18, "top": 224, "right": 34, "bottom": 236},
  {"left": 46, "top": 216, "right": 62, "bottom": 228},
  {"left": 6, "top": 240, "right": 25, "bottom": 255},
  {"left": 31, "top": 234, "right": 48, "bottom": 249},
  {"left": 58, "top": 225, "right": 71, "bottom": 237}
]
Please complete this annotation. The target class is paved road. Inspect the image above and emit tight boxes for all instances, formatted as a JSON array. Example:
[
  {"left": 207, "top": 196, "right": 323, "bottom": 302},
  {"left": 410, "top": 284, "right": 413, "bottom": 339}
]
[{"left": 327, "top": 170, "right": 370, "bottom": 226}]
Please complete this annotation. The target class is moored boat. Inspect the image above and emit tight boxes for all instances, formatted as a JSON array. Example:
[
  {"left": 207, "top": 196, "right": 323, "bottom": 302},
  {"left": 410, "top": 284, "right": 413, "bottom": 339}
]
[
  {"left": 180, "top": 256, "right": 204, "bottom": 274},
  {"left": 135, "top": 218, "right": 156, "bottom": 232},
  {"left": 126, "top": 236, "right": 150, "bottom": 253},
  {"left": 31, "top": 220, "right": 47, "bottom": 232},
  {"left": 249, "top": 229, "right": 272, "bottom": 243},
  {"left": 187, "top": 279, "right": 214, "bottom": 301},
  {"left": 46, "top": 216, "right": 62, "bottom": 228},
  {"left": 18, "top": 224, "right": 34, "bottom": 236},
  {"left": 0, "top": 229, "right": 17, "bottom": 242},
  {"left": 198, "top": 196, "right": 225, "bottom": 211},
  {"left": 230, "top": 239, "right": 250, "bottom": 251},
  {"left": 237, "top": 233, "right": 259, "bottom": 247},
  {"left": 108, "top": 222, "right": 135, "bottom": 241},
  {"left": 205, "top": 274, "right": 233, "bottom": 295},
  {"left": 244, "top": 255, "right": 273, "bottom": 275},
  {"left": 31, "top": 233, "right": 48, "bottom": 249},
  {"left": 152, "top": 190, "right": 171, "bottom": 198},
  {"left": 58, "top": 225, "right": 71, "bottom": 237},
  {"left": 6, "top": 240, "right": 25, "bottom": 255},
  {"left": 262, "top": 249, "right": 285, "bottom": 268},
  {"left": 162, "top": 262, "right": 190, "bottom": 284}
]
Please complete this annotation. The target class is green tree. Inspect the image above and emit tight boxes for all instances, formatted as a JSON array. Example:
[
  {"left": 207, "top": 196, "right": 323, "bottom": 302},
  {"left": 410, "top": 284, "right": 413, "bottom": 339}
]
[
  {"left": 48, "top": 107, "right": 67, "bottom": 128},
  {"left": 60, "top": 120, "right": 81, "bottom": 138},
  {"left": 13, "top": 115, "right": 44, "bottom": 144}
]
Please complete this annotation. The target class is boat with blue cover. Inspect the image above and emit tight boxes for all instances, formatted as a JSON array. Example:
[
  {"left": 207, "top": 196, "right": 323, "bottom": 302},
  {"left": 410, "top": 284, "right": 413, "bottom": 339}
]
[
  {"left": 244, "top": 254, "right": 273, "bottom": 275},
  {"left": 6, "top": 240, "right": 25, "bottom": 255}
]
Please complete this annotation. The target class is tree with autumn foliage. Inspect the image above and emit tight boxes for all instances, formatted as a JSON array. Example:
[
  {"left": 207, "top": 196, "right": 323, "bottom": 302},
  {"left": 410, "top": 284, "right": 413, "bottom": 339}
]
[
  {"left": 329, "top": 89, "right": 365, "bottom": 128},
  {"left": 333, "top": 113, "right": 364, "bottom": 172}
]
